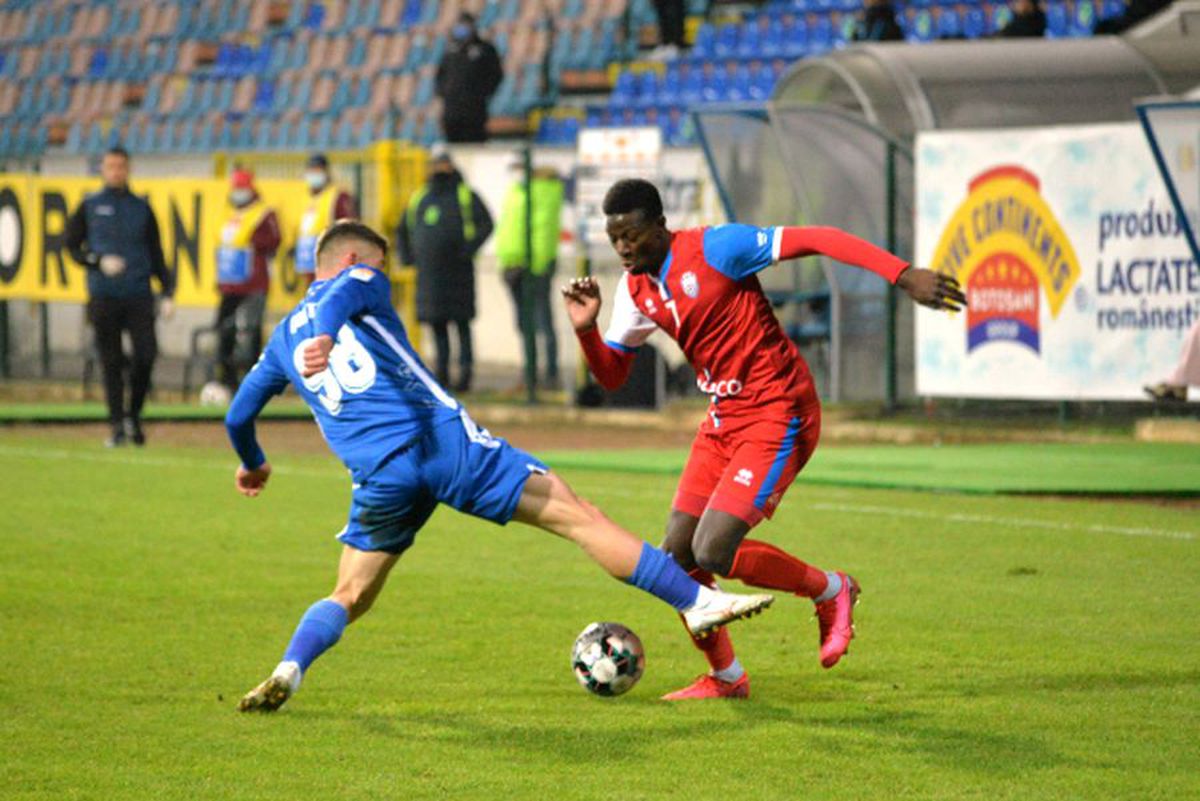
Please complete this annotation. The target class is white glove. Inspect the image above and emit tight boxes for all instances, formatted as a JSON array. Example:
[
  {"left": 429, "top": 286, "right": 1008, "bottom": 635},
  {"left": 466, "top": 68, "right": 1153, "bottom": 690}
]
[
  {"left": 98, "top": 254, "right": 126, "bottom": 277},
  {"left": 159, "top": 297, "right": 175, "bottom": 320}
]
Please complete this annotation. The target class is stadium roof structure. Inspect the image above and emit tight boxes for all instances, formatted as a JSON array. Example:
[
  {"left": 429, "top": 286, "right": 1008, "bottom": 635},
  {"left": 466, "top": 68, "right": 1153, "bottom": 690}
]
[{"left": 770, "top": 35, "right": 1200, "bottom": 141}]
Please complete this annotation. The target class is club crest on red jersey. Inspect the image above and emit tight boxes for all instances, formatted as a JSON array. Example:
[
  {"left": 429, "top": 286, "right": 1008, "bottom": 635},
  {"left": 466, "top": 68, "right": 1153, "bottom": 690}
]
[{"left": 681, "top": 271, "right": 699, "bottom": 298}]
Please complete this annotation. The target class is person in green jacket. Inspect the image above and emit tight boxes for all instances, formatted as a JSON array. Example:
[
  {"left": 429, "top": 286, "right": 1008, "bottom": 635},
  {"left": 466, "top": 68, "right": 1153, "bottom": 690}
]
[{"left": 496, "top": 161, "right": 565, "bottom": 394}]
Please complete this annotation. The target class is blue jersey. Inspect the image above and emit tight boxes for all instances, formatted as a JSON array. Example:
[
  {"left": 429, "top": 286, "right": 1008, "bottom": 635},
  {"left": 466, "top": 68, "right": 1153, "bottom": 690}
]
[{"left": 225, "top": 264, "right": 462, "bottom": 478}]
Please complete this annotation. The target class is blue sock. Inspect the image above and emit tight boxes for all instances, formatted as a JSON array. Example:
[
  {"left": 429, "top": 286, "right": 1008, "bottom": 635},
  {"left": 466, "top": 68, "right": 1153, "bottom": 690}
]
[
  {"left": 625, "top": 543, "right": 701, "bottom": 611},
  {"left": 282, "top": 599, "right": 349, "bottom": 672}
]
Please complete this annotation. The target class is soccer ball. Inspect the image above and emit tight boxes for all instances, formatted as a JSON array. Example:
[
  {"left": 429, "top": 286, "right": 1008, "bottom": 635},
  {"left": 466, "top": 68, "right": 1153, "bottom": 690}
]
[
  {"left": 571, "top": 622, "right": 645, "bottom": 697},
  {"left": 199, "top": 381, "right": 231, "bottom": 407}
]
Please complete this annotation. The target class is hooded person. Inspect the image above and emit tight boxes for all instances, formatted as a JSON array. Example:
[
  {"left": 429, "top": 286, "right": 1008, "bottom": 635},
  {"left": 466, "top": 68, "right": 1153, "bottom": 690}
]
[
  {"left": 396, "top": 146, "right": 494, "bottom": 392},
  {"left": 435, "top": 12, "right": 503, "bottom": 143}
]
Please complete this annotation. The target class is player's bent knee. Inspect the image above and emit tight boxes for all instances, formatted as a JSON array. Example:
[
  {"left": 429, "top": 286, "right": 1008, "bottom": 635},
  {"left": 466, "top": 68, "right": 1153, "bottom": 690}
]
[{"left": 693, "top": 544, "right": 735, "bottom": 577}]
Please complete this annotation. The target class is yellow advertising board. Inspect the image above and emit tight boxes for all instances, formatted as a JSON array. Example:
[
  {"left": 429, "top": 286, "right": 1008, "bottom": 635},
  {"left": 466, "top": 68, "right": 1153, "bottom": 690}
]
[{"left": 0, "top": 174, "right": 340, "bottom": 313}]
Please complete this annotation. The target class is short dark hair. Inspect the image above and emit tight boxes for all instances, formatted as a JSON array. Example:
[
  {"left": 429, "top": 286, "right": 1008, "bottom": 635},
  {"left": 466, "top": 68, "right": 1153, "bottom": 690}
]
[
  {"left": 105, "top": 145, "right": 130, "bottom": 160},
  {"left": 602, "top": 178, "right": 663, "bottom": 220},
  {"left": 317, "top": 219, "right": 389, "bottom": 261}
]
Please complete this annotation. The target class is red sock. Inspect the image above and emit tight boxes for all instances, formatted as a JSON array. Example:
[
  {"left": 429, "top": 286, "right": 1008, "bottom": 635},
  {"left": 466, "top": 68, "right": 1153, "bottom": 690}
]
[
  {"left": 727, "top": 539, "right": 829, "bottom": 598},
  {"left": 678, "top": 568, "right": 736, "bottom": 672}
]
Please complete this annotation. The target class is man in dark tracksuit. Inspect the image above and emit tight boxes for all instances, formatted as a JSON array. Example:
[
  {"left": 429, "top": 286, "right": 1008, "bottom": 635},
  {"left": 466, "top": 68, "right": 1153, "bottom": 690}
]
[
  {"left": 435, "top": 12, "right": 503, "bottom": 143},
  {"left": 397, "top": 149, "right": 493, "bottom": 393},
  {"left": 65, "top": 147, "right": 174, "bottom": 447}
]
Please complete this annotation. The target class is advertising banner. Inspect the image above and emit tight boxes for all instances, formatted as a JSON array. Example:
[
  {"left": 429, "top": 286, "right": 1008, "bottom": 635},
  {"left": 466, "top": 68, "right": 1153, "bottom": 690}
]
[
  {"left": 915, "top": 124, "right": 1199, "bottom": 400},
  {"left": 0, "top": 174, "right": 318, "bottom": 312}
]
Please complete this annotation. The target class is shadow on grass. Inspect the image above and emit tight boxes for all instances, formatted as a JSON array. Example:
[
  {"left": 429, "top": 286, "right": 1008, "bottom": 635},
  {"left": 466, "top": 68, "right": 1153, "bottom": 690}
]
[{"left": 293, "top": 695, "right": 1061, "bottom": 776}]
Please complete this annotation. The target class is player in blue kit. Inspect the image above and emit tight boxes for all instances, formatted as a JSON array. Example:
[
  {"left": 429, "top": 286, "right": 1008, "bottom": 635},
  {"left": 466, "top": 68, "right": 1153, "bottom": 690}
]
[{"left": 226, "top": 220, "right": 774, "bottom": 711}]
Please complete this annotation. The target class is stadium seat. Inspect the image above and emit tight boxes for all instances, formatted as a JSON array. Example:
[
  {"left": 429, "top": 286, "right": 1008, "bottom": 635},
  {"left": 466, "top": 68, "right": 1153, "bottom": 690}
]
[
  {"left": 635, "top": 70, "right": 659, "bottom": 108},
  {"left": 937, "top": 8, "right": 963, "bottom": 37},
  {"left": 727, "top": 63, "right": 752, "bottom": 102},
  {"left": 701, "top": 64, "right": 729, "bottom": 103},
  {"left": 1045, "top": 2, "right": 1070, "bottom": 37},
  {"left": 783, "top": 17, "right": 809, "bottom": 58},
  {"left": 692, "top": 23, "right": 716, "bottom": 60},
  {"left": 963, "top": 7, "right": 988, "bottom": 37},
  {"left": 749, "top": 62, "right": 777, "bottom": 100},
  {"left": 713, "top": 24, "right": 739, "bottom": 58},
  {"left": 1072, "top": 0, "right": 1097, "bottom": 35},
  {"left": 906, "top": 9, "right": 936, "bottom": 41},
  {"left": 810, "top": 16, "right": 835, "bottom": 52},
  {"left": 609, "top": 70, "right": 637, "bottom": 108}
]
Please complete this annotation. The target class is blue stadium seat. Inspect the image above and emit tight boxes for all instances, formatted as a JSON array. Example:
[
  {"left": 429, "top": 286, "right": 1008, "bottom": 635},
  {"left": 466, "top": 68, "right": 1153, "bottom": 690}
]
[
  {"left": 196, "top": 119, "right": 216, "bottom": 152},
  {"left": 727, "top": 63, "right": 752, "bottom": 102},
  {"left": 783, "top": 17, "right": 809, "bottom": 57},
  {"left": 1101, "top": 0, "right": 1125, "bottom": 17},
  {"left": 809, "top": 16, "right": 835, "bottom": 51},
  {"left": 963, "top": 7, "right": 987, "bottom": 37},
  {"left": 64, "top": 121, "right": 83, "bottom": 153},
  {"left": 635, "top": 70, "right": 659, "bottom": 108},
  {"left": 760, "top": 21, "right": 785, "bottom": 57},
  {"left": 737, "top": 21, "right": 762, "bottom": 59},
  {"left": 749, "top": 62, "right": 777, "bottom": 100},
  {"left": 989, "top": 4, "right": 1013, "bottom": 32},
  {"left": 265, "top": 37, "right": 288, "bottom": 74},
  {"left": 314, "top": 115, "right": 333, "bottom": 148},
  {"left": 413, "top": 71, "right": 434, "bottom": 106},
  {"left": 680, "top": 64, "right": 704, "bottom": 105},
  {"left": 401, "top": 0, "right": 423, "bottom": 28},
  {"left": 906, "top": 9, "right": 935, "bottom": 41},
  {"left": 1071, "top": 0, "right": 1097, "bottom": 35},
  {"left": 608, "top": 70, "right": 637, "bottom": 108},
  {"left": 419, "top": 115, "right": 439, "bottom": 146},
  {"left": 713, "top": 24, "right": 739, "bottom": 58},
  {"left": 398, "top": 114, "right": 417, "bottom": 142},
  {"left": 177, "top": 120, "right": 196, "bottom": 151},
  {"left": 700, "top": 64, "right": 729, "bottom": 103},
  {"left": 692, "top": 23, "right": 716, "bottom": 59},
  {"left": 88, "top": 49, "right": 108, "bottom": 79},
  {"left": 1045, "top": 2, "right": 1070, "bottom": 37},
  {"left": 560, "top": 116, "right": 580, "bottom": 145},
  {"left": 658, "top": 64, "right": 681, "bottom": 105},
  {"left": 304, "top": 4, "right": 326, "bottom": 30},
  {"left": 937, "top": 8, "right": 963, "bottom": 37}
]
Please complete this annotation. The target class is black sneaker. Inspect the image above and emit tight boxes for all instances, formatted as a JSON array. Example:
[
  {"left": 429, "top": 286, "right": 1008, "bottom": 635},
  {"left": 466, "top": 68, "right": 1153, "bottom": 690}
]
[
  {"left": 105, "top": 427, "right": 127, "bottom": 448},
  {"left": 125, "top": 417, "right": 146, "bottom": 446}
]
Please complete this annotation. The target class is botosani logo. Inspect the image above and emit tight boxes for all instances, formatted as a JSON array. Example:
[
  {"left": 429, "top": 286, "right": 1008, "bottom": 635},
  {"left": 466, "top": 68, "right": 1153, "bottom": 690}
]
[{"left": 930, "top": 166, "right": 1080, "bottom": 354}]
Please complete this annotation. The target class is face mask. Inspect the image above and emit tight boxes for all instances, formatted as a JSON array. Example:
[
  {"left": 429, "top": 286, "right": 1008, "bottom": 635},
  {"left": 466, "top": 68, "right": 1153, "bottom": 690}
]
[
  {"left": 452, "top": 23, "right": 471, "bottom": 40},
  {"left": 304, "top": 171, "right": 327, "bottom": 191},
  {"left": 230, "top": 188, "right": 253, "bottom": 206}
]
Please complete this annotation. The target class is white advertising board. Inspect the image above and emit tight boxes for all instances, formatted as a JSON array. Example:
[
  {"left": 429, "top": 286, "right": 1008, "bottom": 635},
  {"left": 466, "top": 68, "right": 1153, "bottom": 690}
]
[{"left": 915, "top": 124, "right": 1199, "bottom": 400}]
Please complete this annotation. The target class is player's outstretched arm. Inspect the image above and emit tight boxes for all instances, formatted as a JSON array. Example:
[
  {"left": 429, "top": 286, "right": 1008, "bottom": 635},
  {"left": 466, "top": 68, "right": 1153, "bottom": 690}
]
[
  {"left": 562, "top": 277, "right": 635, "bottom": 390},
  {"left": 225, "top": 346, "right": 290, "bottom": 495}
]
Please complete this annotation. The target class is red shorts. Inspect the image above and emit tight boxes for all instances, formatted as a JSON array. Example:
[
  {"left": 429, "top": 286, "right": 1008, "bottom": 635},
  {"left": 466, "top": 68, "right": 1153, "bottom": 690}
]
[{"left": 672, "top": 407, "right": 821, "bottom": 527}]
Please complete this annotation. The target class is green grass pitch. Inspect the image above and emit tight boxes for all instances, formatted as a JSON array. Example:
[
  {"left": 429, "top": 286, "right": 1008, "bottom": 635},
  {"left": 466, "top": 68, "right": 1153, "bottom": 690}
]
[{"left": 0, "top": 431, "right": 1197, "bottom": 800}]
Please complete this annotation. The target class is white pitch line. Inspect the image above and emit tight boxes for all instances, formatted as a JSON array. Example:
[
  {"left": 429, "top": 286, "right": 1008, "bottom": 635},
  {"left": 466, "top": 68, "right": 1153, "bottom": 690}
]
[{"left": 805, "top": 502, "right": 1197, "bottom": 542}]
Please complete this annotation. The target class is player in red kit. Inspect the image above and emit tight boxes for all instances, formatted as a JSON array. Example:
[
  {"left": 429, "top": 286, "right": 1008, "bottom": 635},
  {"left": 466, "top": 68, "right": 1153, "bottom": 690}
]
[{"left": 562, "top": 179, "right": 965, "bottom": 700}]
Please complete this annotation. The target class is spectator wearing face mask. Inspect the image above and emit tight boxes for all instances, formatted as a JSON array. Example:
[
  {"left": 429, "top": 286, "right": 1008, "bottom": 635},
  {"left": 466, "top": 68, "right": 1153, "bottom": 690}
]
[
  {"left": 435, "top": 12, "right": 504, "bottom": 143},
  {"left": 214, "top": 167, "right": 281, "bottom": 391},
  {"left": 294, "top": 153, "right": 358, "bottom": 284}
]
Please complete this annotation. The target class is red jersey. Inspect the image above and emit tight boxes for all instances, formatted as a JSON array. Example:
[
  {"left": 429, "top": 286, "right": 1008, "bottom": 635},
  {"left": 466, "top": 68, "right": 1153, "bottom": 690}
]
[{"left": 603, "top": 225, "right": 817, "bottom": 426}]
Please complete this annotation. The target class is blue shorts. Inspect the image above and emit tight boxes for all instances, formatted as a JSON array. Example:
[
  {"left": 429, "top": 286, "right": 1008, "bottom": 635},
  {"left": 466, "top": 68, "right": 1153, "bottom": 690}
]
[{"left": 337, "top": 411, "right": 548, "bottom": 554}]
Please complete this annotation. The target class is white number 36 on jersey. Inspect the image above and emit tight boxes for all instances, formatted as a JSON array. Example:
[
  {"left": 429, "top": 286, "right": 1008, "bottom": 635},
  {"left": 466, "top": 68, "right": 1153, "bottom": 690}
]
[{"left": 292, "top": 325, "right": 377, "bottom": 415}]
